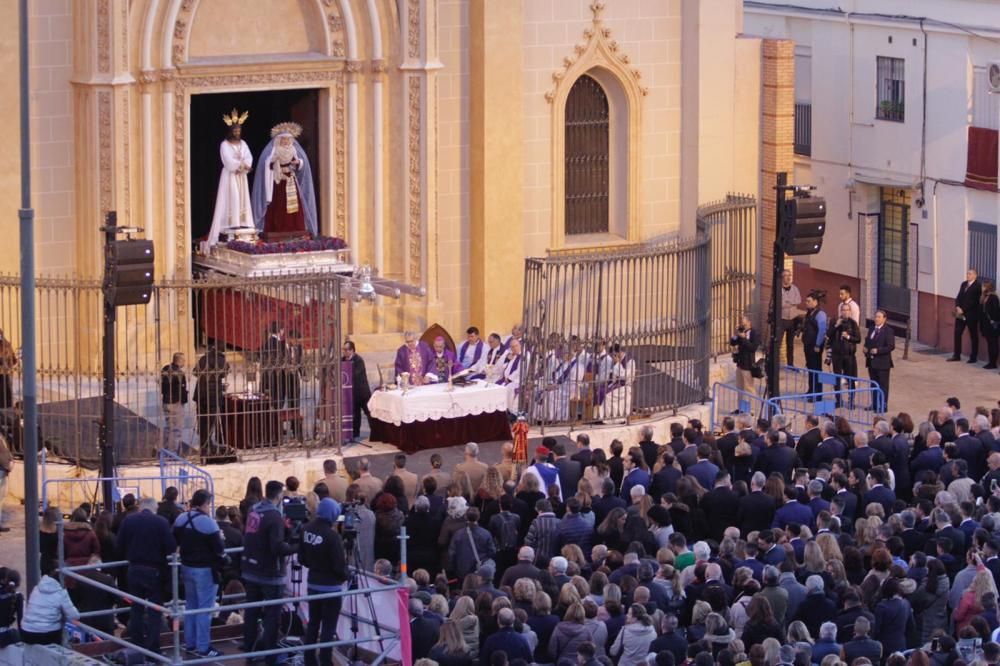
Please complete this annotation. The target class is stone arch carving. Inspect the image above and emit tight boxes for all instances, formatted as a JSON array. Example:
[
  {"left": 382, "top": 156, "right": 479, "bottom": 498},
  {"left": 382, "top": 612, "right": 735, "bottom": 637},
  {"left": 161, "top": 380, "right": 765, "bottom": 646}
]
[
  {"left": 167, "top": 0, "right": 350, "bottom": 66},
  {"left": 547, "top": 1, "right": 646, "bottom": 248}
]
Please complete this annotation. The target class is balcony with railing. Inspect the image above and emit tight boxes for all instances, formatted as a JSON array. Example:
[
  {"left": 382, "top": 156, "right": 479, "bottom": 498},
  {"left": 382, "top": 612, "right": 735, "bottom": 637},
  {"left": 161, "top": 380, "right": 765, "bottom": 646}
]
[{"left": 794, "top": 102, "right": 812, "bottom": 156}]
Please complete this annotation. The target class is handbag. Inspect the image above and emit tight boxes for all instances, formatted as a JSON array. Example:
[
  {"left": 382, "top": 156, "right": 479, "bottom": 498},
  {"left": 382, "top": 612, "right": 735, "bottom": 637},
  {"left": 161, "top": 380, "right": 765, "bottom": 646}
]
[{"left": 465, "top": 527, "right": 495, "bottom": 573}]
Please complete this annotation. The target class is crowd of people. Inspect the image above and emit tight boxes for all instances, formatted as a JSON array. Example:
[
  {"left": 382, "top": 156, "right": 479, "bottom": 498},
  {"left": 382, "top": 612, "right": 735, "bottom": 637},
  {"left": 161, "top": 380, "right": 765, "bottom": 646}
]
[{"left": 7, "top": 396, "right": 1000, "bottom": 665}]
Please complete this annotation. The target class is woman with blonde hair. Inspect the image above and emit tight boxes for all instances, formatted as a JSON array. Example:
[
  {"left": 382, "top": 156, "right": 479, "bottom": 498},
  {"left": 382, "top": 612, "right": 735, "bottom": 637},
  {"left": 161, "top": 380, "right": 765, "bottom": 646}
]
[
  {"left": 953, "top": 566, "right": 998, "bottom": 633},
  {"left": 512, "top": 578, "right": 536, "bottom": 613},
  {"left": 786, "top": 620, "right": 814, "bottom": 649},
  {"left": 761, "top": 637, "right": 782, "bottom": 666},
  {"left": 569, "top": 574, "right": 589, "bottom": 601},
  {"left": 548, "top": 601, "right": 592, "bottom": 664},
  {"left": 815, "top": 532, "right": 843, "bottom": 563},
  {"left": 474, "top": 466, "right": 503, "bottom": 523},
  {"left": 448, "top": 595, "right": 480, "bottom": 657},
  {"left": 802, "top": 540, "right": 828, "bottom": 582},
  {"left": 428, "top": 594, "right": 450, "bottom": 618},
  {"left": 562, "top": 545, "right": 589, "bottom": 578},
  {"left": 554, "top": 582, "right": 582, "bottom": 617},
  {"left": 428, "top": 620, "right": 473, "bottom": 666}
]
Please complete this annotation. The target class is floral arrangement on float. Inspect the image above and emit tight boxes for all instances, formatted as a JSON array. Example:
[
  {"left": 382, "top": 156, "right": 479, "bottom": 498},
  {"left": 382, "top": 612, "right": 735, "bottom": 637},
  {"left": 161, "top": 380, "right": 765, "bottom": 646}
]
[{"left": 225, "top": 236, "right": 348, "bottom": 255}]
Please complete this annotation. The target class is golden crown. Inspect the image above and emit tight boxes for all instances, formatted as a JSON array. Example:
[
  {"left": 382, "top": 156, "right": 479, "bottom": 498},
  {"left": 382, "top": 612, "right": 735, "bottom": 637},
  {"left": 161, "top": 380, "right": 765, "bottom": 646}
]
[
  {"left": 222, "top": 108, "right": 249, "bottom": 127},
  {"left": 270, "top": 121, "right": 303, "bottom": 139}
]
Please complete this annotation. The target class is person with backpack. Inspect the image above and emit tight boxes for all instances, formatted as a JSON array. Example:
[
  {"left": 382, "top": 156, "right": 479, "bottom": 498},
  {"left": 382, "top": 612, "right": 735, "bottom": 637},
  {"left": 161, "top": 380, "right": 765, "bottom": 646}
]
[
  {"left": 488, "top": 495, "right": 521, "bottom": 580},
  {"left": 448, "top": 507, "right": 496, "bottom": 581},
  {"left": 173, "top": 489, "right": 226, "bottom": 658},
  {"left": 0, "top": 568, "right": 22, "bottom": 647}
]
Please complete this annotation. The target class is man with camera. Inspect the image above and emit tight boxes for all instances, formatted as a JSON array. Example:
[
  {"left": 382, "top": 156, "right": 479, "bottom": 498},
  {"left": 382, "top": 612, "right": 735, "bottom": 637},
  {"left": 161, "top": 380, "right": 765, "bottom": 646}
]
[
  {"left": 826, "top": 302, "right": 861, "bottom": 406},
  {"left": 299, "top": 498, "right": 348, "bottom": 666},
  {"left": 173, "top": 489, "right": 226, "bottom": 658},
  {"left": 729, "top": 314, "right": 761, "bottom": 395},
  {"left": 242, "top": 480, "right": 299, "bottom": 665}
]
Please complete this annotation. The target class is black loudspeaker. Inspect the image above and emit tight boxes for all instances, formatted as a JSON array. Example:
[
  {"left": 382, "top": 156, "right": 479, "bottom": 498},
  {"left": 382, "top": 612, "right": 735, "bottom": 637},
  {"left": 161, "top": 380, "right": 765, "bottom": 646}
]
[
  {"left": 781, "top": 196, "right": 826, "bottom": 255},
  {"left": 104, "top": 240, "right": 154, "bottom": 306}
]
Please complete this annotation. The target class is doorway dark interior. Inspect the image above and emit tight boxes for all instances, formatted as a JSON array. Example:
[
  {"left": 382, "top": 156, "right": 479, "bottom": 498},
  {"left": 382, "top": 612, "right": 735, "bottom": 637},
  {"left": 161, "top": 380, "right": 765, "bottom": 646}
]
[{"left": 189, "top": 88, "right": 321, "bottom": 254}]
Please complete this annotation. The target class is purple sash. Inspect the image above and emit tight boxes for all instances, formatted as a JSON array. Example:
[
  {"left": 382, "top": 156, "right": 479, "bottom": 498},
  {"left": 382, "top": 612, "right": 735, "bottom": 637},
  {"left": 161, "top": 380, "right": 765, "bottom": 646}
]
[
  {"left": 557, "top": 358, "right": 578, "bottom": 384},
  {"left": 499, "top": 354, "right": 521, "bottom": 385},
  {"left": 458, "top": 340, "right": 484, "bottom": 368},
  {"left": 606, "top": 354, "right": 631, "bottom": 391}
]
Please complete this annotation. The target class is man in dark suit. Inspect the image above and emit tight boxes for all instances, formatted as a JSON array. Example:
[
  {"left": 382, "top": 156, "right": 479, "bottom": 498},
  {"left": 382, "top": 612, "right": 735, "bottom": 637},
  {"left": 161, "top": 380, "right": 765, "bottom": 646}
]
[
  {"left": 795, "top": 415, "right": 822, "bottom": 468},
  {"left": 716, "top": 417, "right": 740, "bottom": 472},
  {"left": 948, "top": 268, "right": 982, "bottom": 363},
  {"left": 608, "top": 439, "right": 625, "bottom": 493},
  {"left": 864, "top": 310, "right": 895, "bottom": 413},
  {"left": 806, "top": 480, "right": 830, "bottom": 530},
  {"left": 773, "top": 486, "right": 814, "bottom": 530},
  {"left": 841, "top": 617, "right": 882, "bottom": 665},
  {"left": 260, "top": 322, "right": 286, "bottom": 406},
  {"left": 757, "top": 429, "right": 800, "bottom": 482},
  {"left": 899, "top": 510, "right": 927, "bottom": 559},
  {"left": 830, "top": 473, "right": 857, "bottom": 531},
  {"left": 813, "top": 421, "right": 846, "bottom": 467},
  {"left": 737, "top": 471, "right": 776, "bottom": 536},
  {"left": 571, "top": 433, "right": 593, "bottom": 467},
  {"left": 955, "top": 418, "right": 987, "bottom": 480},
  {"left": 342, "top": 341, "right": 372, "bottom": 444},
  {"left": 890, "top": 416, "right": 913, "bottom": 501},
  {"left": 701, "top": 470, "right": 739, "bottom": 542},
  {"left": 911, "top": 431, "right": 945, "bottom": 478},
  {"left": 676, "top": 427, "right": 700, "bottom": 471},
  {"left": 638, "top": 425, "right": 660, "bottom": 471},
  {"left": 929, "top": 508, "right": 966, "bottom": 559},
  {"left": 552, "top": 441, "right": 582, "bottom": 499},
  {"left": 667, "top": 422, "right": 685, "bottom": 455},
  {"left": 869, "top": 421, "right": 894, "bottom": 460},
  {"left": 862, "top": 467, "right": 895, "bottom": 516},
  {"left": 688, "top": 444, "right": 721, "bottom": 491},
  {"left": 848, "top": 432, "right": 877, "bottom": 472},
  {"left": 408, "top": 598, "right": 442, "bottom": 660},
  {"left": 650, "top": 450, "right": 682, "bottom": 502},
  {"left": 974, "top": 415, "right": 1000, "bottom": 454},
  {"left": 591, "top": 478, "right": 626, "bottom": 526}
]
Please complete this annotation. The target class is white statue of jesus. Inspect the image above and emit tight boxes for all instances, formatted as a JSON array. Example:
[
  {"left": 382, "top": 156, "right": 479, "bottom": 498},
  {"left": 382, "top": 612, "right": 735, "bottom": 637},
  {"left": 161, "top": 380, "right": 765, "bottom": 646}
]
[{"left": 202, "top": 108, "right": 253, "bottom": 254}]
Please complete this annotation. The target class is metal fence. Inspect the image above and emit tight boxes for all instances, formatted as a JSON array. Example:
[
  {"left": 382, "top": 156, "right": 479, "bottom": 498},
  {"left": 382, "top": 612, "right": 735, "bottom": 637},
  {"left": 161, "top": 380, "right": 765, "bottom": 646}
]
[
  {"left": 697, "top": 193, "right": 759, "bottom": 356},
  {"left": 520, "top": 194, "right": 757, "bottom": 429},
  {"left": 0, "top": 272, "right": 346, "bottom": 467},
  {"left": 57, "top": 522, "right": 409, "bottom": 665}
]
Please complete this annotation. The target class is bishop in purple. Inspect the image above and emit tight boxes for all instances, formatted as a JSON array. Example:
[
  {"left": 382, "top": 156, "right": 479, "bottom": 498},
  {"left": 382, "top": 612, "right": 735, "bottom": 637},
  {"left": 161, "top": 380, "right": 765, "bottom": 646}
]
[
  {"left": 394, "top": 332, "right": 435, "bottom": 385},
  {"left": 428, "top": 336, "right": 463, "bottom": 382}
]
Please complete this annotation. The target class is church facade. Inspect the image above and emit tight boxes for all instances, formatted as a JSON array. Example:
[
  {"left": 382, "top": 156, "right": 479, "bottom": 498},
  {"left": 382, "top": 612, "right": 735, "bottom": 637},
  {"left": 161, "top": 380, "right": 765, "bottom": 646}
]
[{"left": 0, "top": 0, "right": 770, "bottom": 350}]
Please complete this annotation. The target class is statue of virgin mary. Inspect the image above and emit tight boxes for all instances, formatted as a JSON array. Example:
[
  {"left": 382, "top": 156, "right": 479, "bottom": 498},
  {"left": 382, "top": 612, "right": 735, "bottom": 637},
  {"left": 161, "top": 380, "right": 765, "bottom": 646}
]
[{"left": 251, "top": 122, "right": 318, "bottom": 237}]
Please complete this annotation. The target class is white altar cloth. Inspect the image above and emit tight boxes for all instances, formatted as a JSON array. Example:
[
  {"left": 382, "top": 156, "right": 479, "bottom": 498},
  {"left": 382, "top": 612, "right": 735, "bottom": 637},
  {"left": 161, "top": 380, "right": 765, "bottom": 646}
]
[{"left": 367, "top": 380, "right": 509, "bottom": 426}]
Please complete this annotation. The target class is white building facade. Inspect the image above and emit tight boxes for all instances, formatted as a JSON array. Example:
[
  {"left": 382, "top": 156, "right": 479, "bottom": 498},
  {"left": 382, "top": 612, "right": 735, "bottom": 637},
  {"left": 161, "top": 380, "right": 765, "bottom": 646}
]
[{"left": 745, "top": 0, "right": 1000, "bottom": 353}]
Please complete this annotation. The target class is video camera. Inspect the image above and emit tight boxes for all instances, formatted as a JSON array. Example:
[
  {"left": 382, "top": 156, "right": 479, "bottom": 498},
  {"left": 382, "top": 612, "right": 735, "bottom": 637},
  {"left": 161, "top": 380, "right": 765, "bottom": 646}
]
[{"left": 339, "top": 500, "right": 362, "bottom": 540}]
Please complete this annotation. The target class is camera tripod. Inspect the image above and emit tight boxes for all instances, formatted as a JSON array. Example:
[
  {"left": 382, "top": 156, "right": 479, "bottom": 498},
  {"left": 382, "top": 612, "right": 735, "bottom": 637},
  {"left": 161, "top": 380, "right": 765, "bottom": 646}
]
[{"left": 341, "top": 531, "right": 383, "bottom": 663}]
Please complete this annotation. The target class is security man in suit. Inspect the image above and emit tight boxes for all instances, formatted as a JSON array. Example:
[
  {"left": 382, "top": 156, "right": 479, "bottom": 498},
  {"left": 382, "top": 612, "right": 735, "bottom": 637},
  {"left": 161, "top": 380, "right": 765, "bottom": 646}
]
[
  {"left": 342, "top": 341, "right": 372, "bottom": 444},
  {"left": 949, "top": 268, "right": 982, "bottom": 363},
  {"left": 826, "top": 302, "right": 861, "bottom": 407},
  {"left": 864, "top": 310, "right": 895, "bottom": 414}
]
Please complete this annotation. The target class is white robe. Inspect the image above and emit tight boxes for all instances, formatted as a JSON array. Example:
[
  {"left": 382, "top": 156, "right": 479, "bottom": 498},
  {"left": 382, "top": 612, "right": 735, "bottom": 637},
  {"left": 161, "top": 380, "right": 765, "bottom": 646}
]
[
  {"left": 481, "top": 346, "right": 505, "bottom": 384},
  {"left": 598, "top": 357, "right": 636, "bottom": 422},
  {"left": 500, "top": 351, "right": 528, "bottom": 412},
  {"left": 204, "top": 139, "right": 253, "bottom": 253}
]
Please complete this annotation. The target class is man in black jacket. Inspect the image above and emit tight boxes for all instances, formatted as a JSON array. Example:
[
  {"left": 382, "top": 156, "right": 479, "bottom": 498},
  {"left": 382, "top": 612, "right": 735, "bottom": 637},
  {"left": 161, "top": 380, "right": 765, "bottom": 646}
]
[
  {"left": 864, "top": 311, "right": 895, "bottom": 414},
  {"left": 173, "top": 489, "right": 226, "bottom": 658},
  {"left": 193, "top": 342, "right": 229, "bottom": 458},
  {"left": 841, "top": 616, "right": 882, "bottom": 664},
  {"left": 160, "top": 352, "right": 188, "bottom": 453},
  {"left": 729, "top": 315, "right": 760, "bottom": 394},
  {"left": 638, "top": 425, "right": 660, "bottom": 471},
  {"left": 342, "top": 341, "right": 372, "bottom": 444},
  {"left": 737, "top": 472, "right": 776, "bottom": 536},
  {"left": 552, "top": 441, "right": 582, "bottom": 500},
  {"left": 299, "top": 498, "right": 348, "bottom": 666},
  {"left": 215, "top": 506, "right": 242, "bottom": 586},
  {"left": 949, "top": 268, "right": 982, "bottom": 363},
  {"left": 794, "top": 415, "right": 822, "bottom": 469},
  {"left": 701, "top": 471, "right": 739, "bottom": 543},
  {"left": 242, "top": 480, "right": 298, "bottom": 665},
  {"left": 826, "top": 302, "right": 860, "bottom": 406},
  {"left": 116, "top": 497, "right": 177, "bottom": 656}
]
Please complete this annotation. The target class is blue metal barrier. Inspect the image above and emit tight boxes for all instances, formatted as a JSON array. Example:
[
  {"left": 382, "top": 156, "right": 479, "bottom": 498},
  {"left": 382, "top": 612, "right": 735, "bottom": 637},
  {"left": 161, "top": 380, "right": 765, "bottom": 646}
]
[
  {"left": 158, "top": 449, "right": 215, "bottom": 512},
  {"left": 710, "top": 382, "right": 771, "bottom": 432},
  {"left": 765, "top": 386, "right": 886, "bottom": 437}
]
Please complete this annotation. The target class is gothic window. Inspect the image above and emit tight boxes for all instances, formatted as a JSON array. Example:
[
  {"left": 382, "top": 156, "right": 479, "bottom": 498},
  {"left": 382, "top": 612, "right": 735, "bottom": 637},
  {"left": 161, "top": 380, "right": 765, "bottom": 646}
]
[{"left": 564, "top": 75, "right": 610, "bottom": 235}]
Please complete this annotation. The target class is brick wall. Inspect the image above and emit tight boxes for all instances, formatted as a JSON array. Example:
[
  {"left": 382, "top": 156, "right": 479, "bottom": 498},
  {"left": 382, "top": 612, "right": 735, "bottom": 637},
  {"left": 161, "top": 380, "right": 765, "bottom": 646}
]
[{"left": 759, "top": 39, "right": 795, "bottom": 302}]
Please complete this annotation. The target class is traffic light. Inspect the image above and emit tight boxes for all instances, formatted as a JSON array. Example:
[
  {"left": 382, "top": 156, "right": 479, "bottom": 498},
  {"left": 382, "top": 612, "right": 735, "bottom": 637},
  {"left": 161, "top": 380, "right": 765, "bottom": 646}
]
[
  {"left": 104, "top": 239, "right": 154, "bottom": 306},
  {"left": 781, "top": 195, "right": 826, "bottom": 255}
]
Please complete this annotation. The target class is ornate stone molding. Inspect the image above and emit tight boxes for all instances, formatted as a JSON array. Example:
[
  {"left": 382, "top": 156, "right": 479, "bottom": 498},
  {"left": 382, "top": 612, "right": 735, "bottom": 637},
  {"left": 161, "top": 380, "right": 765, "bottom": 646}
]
[
  {"left": 544, "top": 1, "right": 648, "bottom": 103},
  {"left": 98, "top": 91, "right": 112, "bottom": 214},
  {"left": 120, "top": 0, "right": 129, "bottom": 71},
  {"left": 173, "top": 0, "right": 348, "bottom": 64},
  {"left": 408, "top": 0, "right": 420, "bottom": 59},
  {"left": 371, "top": 59, "right": 388, "bottom": 74},
  {"left": 335, "top": 75, "right": 346, "bottom": 238},
  {"left": 345, "top": 60, "right": 364, "bottom": 76},
  {"left": 122, "top": 90, "right": 130, "bottom": 226},
  {"left": 408, "top": 76, "right": 421, "bottom": 282},
  {"left": 97, "top": 0, "right": 111, "bottom": 73}
]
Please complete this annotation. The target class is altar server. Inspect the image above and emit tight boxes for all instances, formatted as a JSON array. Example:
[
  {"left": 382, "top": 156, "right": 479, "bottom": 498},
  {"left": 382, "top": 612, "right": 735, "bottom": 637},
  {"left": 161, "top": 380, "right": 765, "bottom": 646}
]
[
  {"left": 498, "top": 338, "right": 528, "bottom": 413},
  {"left": 598, "top": 344, "right": 636, "bottom": 423},
  {"left": 546, "top": 347, "right": 576, "bottom": 423}
]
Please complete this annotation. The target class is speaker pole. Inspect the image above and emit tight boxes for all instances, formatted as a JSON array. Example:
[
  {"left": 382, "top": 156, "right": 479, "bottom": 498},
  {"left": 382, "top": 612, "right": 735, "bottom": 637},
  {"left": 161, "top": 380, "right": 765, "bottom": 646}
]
[
  {"left": 100, "top": 212, "right": 118, "bottom": 511},
  {"left": 767, "top": 173, "right": 787, "bottom": 401}
]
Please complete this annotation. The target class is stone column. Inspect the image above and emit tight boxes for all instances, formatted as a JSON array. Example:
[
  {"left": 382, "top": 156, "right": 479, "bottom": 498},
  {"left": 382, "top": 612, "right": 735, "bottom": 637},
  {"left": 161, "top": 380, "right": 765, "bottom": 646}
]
[
  {"left": 72, "top": 0, "right": 135, "bottom": 277},
  {"left": 468, "top": 0, "right": 524, "bottom": 334},
  {"left": 401, "top": 0, "right": 442, "bottom": 328}
]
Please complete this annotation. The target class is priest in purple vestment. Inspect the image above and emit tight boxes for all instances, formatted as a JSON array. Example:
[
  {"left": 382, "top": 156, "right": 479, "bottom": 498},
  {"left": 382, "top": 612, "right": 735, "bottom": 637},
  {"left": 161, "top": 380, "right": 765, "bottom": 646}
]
[
  {"left": 427, "top": 336, "right": 463, "bottom": 383},
  {"left": 393, "top": 332, "right": 436, "bottom": 385}
]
